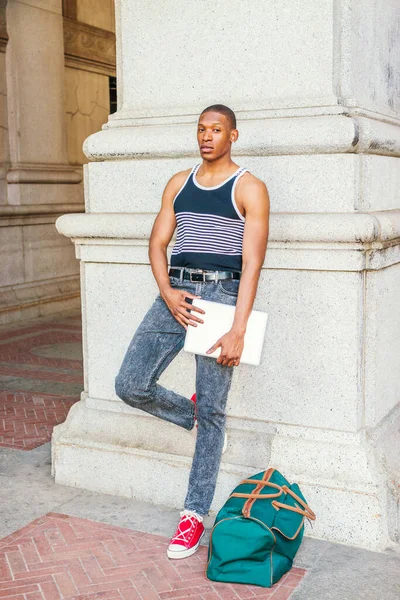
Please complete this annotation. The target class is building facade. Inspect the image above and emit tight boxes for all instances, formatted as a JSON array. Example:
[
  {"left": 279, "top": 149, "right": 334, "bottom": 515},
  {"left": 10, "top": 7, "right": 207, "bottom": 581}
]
[{"left": 0, "top": 0, "right": 115, "bottom": 324}]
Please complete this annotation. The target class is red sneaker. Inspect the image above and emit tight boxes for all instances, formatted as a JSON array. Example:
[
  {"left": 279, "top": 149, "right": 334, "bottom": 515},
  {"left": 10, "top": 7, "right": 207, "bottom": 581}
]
[{"left": 167, "top": 510, "right": 205, "bottom": 559}]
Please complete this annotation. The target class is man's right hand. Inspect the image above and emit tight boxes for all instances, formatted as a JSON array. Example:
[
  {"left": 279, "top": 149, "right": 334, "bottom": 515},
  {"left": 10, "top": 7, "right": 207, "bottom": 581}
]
[{"left": 161, "top": 287, "right": 205, "bottom": 330}]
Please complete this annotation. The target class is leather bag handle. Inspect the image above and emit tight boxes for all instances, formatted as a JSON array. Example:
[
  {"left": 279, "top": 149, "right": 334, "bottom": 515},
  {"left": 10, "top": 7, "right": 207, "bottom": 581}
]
[
  {"left": 229, "top": 480, "right": 283, "bottom": 500},
  {"left": 228, "top": 471, "right": 316, "bottom": 522},
  {"left": 272, "top": 485, "right": 316, "bottom": 521}
]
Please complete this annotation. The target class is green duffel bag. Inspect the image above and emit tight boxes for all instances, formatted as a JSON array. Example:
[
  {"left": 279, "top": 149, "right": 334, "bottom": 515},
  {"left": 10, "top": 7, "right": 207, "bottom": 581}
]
[{"left": 206, "top": 467, "right": 316, "bottom": 588}]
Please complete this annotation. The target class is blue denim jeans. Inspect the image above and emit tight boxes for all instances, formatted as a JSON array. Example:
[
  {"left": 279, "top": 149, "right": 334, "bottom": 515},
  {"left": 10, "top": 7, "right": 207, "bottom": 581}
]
[{"left": 114, "top": 272, "right": 240, "bottom": 516}]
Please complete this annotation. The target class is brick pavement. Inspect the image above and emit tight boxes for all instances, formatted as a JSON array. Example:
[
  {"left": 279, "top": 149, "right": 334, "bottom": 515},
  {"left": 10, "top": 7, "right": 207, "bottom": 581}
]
[
  {"left": 0, "top": 314, "right": 82, "bottom": 450},
  {"left": 0, "top": 391, "right": 79, "bottom": 450},
  {"left": 0, "top": 330, "right": 83, "bottom": 370},
  {"left": 0, "top": 513, "right": 306, "bottom": 599}
]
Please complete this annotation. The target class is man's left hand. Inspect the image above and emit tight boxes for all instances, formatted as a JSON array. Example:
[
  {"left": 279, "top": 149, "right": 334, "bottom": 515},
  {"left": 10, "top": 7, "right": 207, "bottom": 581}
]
[{"left": 206, "top": 329, "right": 245, "bottom": 367}]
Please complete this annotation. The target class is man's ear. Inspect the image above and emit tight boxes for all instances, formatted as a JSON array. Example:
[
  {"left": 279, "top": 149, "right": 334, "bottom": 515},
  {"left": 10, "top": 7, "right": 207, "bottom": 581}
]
[{"left": 231, "top": 129, "right": 239, "bottom": 143}]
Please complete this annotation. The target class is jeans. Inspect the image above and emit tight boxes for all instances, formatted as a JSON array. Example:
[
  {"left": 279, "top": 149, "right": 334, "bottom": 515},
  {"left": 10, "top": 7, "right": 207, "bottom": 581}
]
[{"left": 114, "top": 272, "right": 240, "bottom": 516}]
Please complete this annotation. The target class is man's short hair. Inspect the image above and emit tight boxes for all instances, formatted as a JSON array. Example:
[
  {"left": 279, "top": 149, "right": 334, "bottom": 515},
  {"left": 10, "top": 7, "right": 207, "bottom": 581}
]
[{"left": 200, "top": 104, "right": 237, "bottom": 130}]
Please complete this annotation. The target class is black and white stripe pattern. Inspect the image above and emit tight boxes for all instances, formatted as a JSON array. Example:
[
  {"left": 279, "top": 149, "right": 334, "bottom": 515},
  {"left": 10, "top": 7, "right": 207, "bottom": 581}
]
[
  {"left": 170, "top": 164, "right": 248, "bottom": 269},
  {"left": 172, "top": 212, "right": 244, "bottom": 256}
]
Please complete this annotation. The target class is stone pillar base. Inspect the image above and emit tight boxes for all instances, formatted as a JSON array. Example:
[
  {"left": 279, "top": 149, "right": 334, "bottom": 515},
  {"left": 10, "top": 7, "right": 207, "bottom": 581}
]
[{"left": 52, "top": 394, "right": 400, "bottom": 550}]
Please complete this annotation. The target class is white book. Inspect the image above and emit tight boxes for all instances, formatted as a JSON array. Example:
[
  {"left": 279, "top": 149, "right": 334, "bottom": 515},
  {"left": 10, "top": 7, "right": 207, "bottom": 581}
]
[{"left": 184, "top": 299, "right": 268, "bottom": 366}]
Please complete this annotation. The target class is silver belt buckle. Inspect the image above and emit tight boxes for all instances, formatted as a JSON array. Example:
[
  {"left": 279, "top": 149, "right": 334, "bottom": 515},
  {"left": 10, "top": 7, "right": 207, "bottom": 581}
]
[{"left": 189, "top": 269, "right": 206, "bottom": 282}]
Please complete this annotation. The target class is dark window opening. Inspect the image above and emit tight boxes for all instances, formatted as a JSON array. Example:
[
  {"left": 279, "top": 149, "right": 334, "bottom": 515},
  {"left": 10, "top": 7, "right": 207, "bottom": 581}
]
[{"left": 109, "top": 76, "right": 117, "bottom": 115}]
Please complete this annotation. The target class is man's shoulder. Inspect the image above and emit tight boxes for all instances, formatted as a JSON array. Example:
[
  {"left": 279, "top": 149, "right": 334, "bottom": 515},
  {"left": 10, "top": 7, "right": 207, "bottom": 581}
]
[
  {"left": 240, "top": 170, "right": 266, "bottom": 186},
  {"left": 237, "top": 171, "right": 269, "bottom": 194},
  {"left": 162, "top": 167, "right": 191, "bottom": 195},
  {"left": 169, "top": 168, "right": 193, "bottom": 186}
]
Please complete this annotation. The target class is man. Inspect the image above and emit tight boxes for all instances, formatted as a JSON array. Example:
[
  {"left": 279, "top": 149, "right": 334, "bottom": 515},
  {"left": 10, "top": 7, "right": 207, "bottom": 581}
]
[{"left": 115, "top": 104, "right": 270, "bottom": 559}]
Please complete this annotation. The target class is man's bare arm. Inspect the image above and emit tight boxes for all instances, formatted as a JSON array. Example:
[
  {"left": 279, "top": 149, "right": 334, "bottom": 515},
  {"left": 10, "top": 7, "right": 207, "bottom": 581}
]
[
  {"left": 207, "top": 174, "right": 270, "bottom": 366},
  {"left": 148, "top": 172, "right": 184, "bottom": 294},
  {"left": 148, "top": 170, "right": 205, "bottom": 329},
  {"left": 232, "top": 176, "right": 270, "bottom": 335}
]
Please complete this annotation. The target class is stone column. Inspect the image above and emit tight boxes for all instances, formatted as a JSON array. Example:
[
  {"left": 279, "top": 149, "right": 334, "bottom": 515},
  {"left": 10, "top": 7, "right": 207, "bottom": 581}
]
[
  {"left": 0, "top": 0, "right": 82, "bottom": 323},
  {"left": 53, "top": 0, "right": 400, "bottom": 551},
  {"left": 5, "top": 0, "right": 81, "bottom": 204}
]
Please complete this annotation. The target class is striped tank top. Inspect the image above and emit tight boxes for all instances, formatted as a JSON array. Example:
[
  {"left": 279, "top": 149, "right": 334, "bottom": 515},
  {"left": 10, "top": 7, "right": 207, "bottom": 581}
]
[{"left": 170, "top": 163, "right": 248, "bottom": 272}]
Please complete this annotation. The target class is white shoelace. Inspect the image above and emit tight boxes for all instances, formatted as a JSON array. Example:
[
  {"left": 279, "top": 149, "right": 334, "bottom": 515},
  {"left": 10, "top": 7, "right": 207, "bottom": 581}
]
[{"left": 171, "top": 510, "right": 203, "bottom": 544}]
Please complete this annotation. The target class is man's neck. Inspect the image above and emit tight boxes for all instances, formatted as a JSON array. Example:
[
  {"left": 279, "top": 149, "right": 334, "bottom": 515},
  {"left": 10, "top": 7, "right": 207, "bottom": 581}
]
[{"left": 199, "top": 156, "right": 237, "bottom": 176}]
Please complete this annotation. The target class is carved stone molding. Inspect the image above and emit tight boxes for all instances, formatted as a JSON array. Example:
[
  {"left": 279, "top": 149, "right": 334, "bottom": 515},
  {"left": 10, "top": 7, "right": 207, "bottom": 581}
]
[
  {"left": 0, "top": 203, "right": 84, "bottom": 217},
  {"left": 6, "top": 163, "right": 82, "bottom": 184},
  {"left": 0, "top": 0, "right": 8, "bottom": 53},
  {"left": 63, "top": 17, "right": 116, "bottom": 77}
]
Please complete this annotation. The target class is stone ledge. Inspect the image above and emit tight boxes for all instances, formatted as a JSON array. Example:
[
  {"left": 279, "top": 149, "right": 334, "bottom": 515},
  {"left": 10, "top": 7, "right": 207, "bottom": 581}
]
[
  {"left": 7, "top": 164, "right": 82, "bottom": 184},
  {"left": 56, "top": 211, "right": 400, "bottom": 245},
  {"left": 0, "top": 278, "right": 81, "bottom": 326},
  {"left": 0, "top": 275, "right": 80, "bottom": 313},
  {"left": 69, "top": 394, "right": 378, "bottom": 492},
  {"left": 0, "top": 203, "right": 85, "bottom": 218},
  {"left": 83, "top": 114, "right": 400, "bottom": 160}
]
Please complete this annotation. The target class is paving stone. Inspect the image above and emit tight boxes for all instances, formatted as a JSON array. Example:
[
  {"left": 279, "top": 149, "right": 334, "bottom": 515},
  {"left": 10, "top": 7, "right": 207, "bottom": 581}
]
[
  {"left": 56, "top": 487, "right": 216, "bottom": 545},
  {"left": 0, "top": 445, "right": 82, "bottom": 539},
  {"left": 0, "top": 513, "right": 305, "bottom": 599},
  {"left": 0, "top": 313, "right": 83, "bottom": 449},
  {"left": 0, "top": 377, "right": 84, "bottom": 396},
  {"left": 290, "top": 541, "right": 400, "bottom": 600},
  {"left": 0, "top": 391, "right": 79, "bottom": 450},
  {"left": 292, "top": 537, "right": 330, "bottom": 570}
]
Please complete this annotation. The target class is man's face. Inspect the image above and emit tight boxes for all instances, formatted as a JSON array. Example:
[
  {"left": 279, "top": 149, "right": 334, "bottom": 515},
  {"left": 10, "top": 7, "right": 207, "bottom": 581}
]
[{"left": 197, "top": 111, "right": 237, "bottom": 161}]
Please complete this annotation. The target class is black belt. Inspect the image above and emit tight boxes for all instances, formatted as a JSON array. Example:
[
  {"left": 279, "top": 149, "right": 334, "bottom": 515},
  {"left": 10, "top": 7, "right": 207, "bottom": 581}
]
[{"left": 169, "top": 268, "right": 241, "bottom": 283}]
